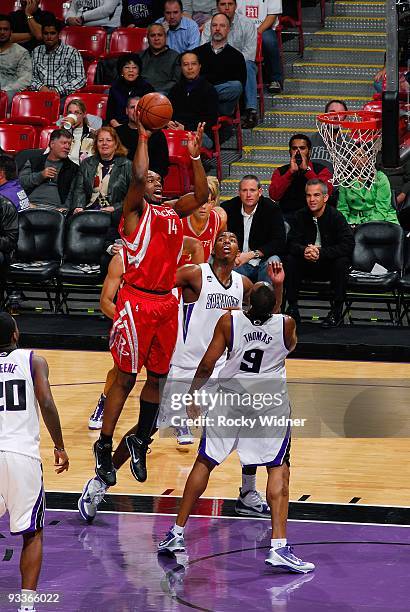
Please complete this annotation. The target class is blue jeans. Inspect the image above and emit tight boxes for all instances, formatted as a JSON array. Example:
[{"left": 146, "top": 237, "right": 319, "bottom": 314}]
[
  {"left": 202, "top": 132, "right": 213, "bottom": 149},
  {"left": 245, "top": 60, "right": 257, "bottom": 111},
  {"left": 214, "top": 81, "right": 242, "bottom": 116},
  {"left": 262, "top": 28, "right": 282, "bottom": 83},
  {"left": 234, "top": 255, "right": 281, "bottom": 284}
]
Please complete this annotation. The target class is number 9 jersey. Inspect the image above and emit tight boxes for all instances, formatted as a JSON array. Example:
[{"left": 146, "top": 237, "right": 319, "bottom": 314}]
[{"left": 0, "top": 349, "right": 40, "bottom": 461}]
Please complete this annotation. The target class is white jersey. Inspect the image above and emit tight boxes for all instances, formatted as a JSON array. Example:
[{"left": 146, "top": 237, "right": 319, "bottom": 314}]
[
  {"left": 0, "top": 349, "right": 40, "bottom": 461},
  {"left": 172, "top": 263, "right": 244, "bottom": 371}
]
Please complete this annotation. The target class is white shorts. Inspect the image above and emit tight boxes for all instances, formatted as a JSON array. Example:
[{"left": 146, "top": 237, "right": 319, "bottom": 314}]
[{"left": 0, "top": 451, "right": 45, "bottom": 535}]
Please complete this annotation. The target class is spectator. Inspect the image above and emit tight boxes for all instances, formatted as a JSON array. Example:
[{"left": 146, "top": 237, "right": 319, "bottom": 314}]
[
  {"left": 168, "top": 50, "right": 218, "bottom": 148},
  {"left": 337, "top": 156, "right": 398, "bottom": 225},
  {"left": 236, "top": 0, "right": 282, "bottom": 94},
  {"left": 9, "top": 0, "right": 51, "bottom": 53},
  {"left": 60, "top": 98, "right": 96, "bottom": 165},
  {"left": 65, "top": 0, "right": 122, "bottom": 29},
  {"left": 106, "top": 54, "right": 154, "bottom": 127},
  {"left": 156, "top": 0, "right": 200, "bottom": 53},
  {"left": 269, "top": 133, "right": 333, "bottom": 227},
  {"left": 0, "top": 155, "right": 29, "bottom": 212},
  {"left": 377, "top": 153, "right": 410, "bottom": 209},
  {"left": 121, "top": 0, "right": 165, "bottom": 27},
  {"left": 0, "top": 15, "right": 32, "bottom": 106},
  {"left": 19, "top": 128, "right": 78, "bottom": 213},
  {"left": 115, "top": 96, "right": 169, "bottom": 177},
  {"left": 194, "top": 13, "right": 246, "bottom": 116},
  {"left": 221, "top": 174, "right": 286, "bottom": 284},
  {"left": 0, "top": 190, "right": 18, "bottom": 279},
  {"left": 72, "top": 127, "right": 132, "bottom": 214},
  {"left": 310, "top": 99, "right": 348, "bottom": 174},
  {"left": 182, "top": 0, "right": 214, "bottom": 27},
  {"left": 201, "top": 0, "right": 258, "bottom": 128},
  {"left": 30, "top": 16, "right": 86, "bottom": 105},
  {"left": 140, "top": 23, "right": 181, "bottom": 95},
  {"left": 286, "top": 178, "right": 354, "bottom": 328}
]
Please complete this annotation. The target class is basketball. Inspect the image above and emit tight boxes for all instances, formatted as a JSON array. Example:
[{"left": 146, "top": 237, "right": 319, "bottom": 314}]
[{"left": 138, "top": 93, "right": 173, "bottom": 130}]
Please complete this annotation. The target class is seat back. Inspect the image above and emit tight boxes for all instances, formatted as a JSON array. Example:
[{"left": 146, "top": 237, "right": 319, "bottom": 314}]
[
  {"left": 162, "top": 130, "right": 193, "bottom": 197},
  {"left": 352, "top": 222, "right": 404, "bottom": 272},
  {"left": 60, "top": 26, "right": 107, "bottom": 60},
  {"left": 63, "top": 211, "right": 111, "bottom": 264},
  {"left": 108, "top": 27, "right": 148, "bottom": 55},
  {"left": 0, "top": 91, "right": 7, "bottom": 120},
  {"left": 10, "top": 91, "right": 60, "bottom": 126},
  {"left": 16, "top": 209, "right": 65, "bottom": 263},
  {"left": 403, "top": 236, "right": 410, "bottom": 275},
  {"left": 38, "top": 126, "right": 59, "bottom": 150},
  {"left": 3, "top": 0, "right": 19, "bottom": 12},
  {"left": 63, "top": 92, "right": 108, "bottom": 120},
  {"left": 0, "top": 125, "right": 37, "bottom": 154},
  {"left": 39, "top": 0, "right": 69, "bottom": 20}
]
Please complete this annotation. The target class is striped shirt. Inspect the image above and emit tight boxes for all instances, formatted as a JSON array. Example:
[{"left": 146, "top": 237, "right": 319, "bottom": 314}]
[{"left": 31, "top": 42, "right": 86, "bottom": 96}]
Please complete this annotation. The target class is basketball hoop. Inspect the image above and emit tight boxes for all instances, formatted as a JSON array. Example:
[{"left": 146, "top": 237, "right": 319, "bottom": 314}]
[{"left": 316, "top": 110, "right": 382, "bottom": 190}]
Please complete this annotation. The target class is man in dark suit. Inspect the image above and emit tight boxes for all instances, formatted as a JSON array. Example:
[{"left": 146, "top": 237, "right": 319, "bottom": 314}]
[{"left": 221, "top": 174, "right": 286, "bottom": 284}]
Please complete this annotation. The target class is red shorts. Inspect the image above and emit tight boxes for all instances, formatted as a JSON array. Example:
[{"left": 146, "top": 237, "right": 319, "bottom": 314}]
[{"left": 109, "top": 285, "right": 178, "bottom": 375}]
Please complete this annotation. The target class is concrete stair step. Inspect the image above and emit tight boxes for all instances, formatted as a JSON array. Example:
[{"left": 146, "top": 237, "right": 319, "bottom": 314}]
[
  {"left": 242, "top": 127, "right": 318, "bottom": 146},
  {"left": 261, "top": 110, "right": 319, "bottom": 128},
  {"left": 334, "top": 1, "right": 385, "bottom": 17},
  {"left": 292, "top": 61, "right": 378, "bottom": 80},
  {"left": 325, "top": 15, "right": 385, "bottom": 31},
  {"left": 311, "top": 30, "right": 386, "bottom": 47},
  {"left": 266, "top": 94, "right": 368, "bottom": 112},
  {"left": 241, "top": 146, "right": 293, "bottom": 164},
  {"left": 229, "top": 162, "right": 280, "bottom": 180},
  {"left": 303, "top": 47, "right": 385, "bottom": 64},
  {"left": 283, "top": 78, "right": 373, "bottom": 96}
]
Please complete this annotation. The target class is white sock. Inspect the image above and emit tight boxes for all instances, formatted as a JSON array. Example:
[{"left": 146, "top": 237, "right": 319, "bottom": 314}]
[
  {"left": 173, "top": 523, "right": 185, "bottom": 536},
  {"left": 21, "top": 590, "right": 36, "bottom": 611},
  {"left": 241, "top": 473, "right": 256, "bottom": 494},
  {"left": 271, "top": 538, "right": 287, "bottom": 550}
]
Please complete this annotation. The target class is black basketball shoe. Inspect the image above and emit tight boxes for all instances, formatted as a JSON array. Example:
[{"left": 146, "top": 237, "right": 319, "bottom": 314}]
[
  {"left": 126, "top": 435, "right": 152, "bottom": 482},
  {"left": 94, "top": 439, "right": 116, "bottom": 487}
]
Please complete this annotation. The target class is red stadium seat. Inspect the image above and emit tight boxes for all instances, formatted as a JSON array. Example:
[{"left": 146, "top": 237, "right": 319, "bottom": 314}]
[
  {"left": 10, "top": 90, "right": 60, "bottom": 127},
  {"left": 38, "top": 125, "right": 59, "bottom": 149},
  {"left": 63, "top": 92, "right": 108, "bottom": 120},
  {"left": 201, "top": 106, "right": 243, "bottom": 181},
  {"left": 0, "top": 124, "right": 37, "bottom": 155},
  {"left": 39, "top": 0, "right": 69, "bottom": 21},
  {"left": 3, "top": 0, "right": 20, "bottom": 13},
  {"left": 82, "top": 61, "right": 110, "bottom": 93},
  {"left": 277, "top": 0, "right": 304, "bottom": 58},
  {"left": 256, "top": 33, "right": 264, "bottom": 121},
  {"left": 162, "top": 130, "right": 193, "bottom": 197},
  {"left": 108, "top": 28, "right": 148, "bottom": 57},
  {"left": 60, "top": 26, "right": 107, "bottom": 68},
  {"left": 0, "top": 91, "right": 8, "bottom": 121}
]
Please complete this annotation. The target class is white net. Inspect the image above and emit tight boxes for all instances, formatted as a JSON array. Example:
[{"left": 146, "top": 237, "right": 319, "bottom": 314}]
[{"left": 316, "top": 111, "right": 382, "bottom": 191}]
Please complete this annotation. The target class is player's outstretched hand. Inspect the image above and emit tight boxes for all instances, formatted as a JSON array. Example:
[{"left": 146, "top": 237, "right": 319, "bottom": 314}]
[
  {"left": 267, "top": 261, "right": 285, "bottom": 285},
  {"left": 135, "top": 110, "right": 152, "bottom": 139},
  {"left": 187, "top": 122, "right": 205, "bottom": 158},
  {"left": 54, "top": 448, "right": 69, "bottom": 474}
]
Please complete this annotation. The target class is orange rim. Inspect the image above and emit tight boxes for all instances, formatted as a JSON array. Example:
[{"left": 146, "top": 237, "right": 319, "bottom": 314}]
[{"left": 317, "top": 110, "right": 382, "bottom": 131}]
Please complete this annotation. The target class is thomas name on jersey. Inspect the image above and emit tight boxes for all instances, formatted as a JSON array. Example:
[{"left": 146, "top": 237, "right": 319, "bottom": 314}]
[
  {"left": 243, "top": 331, "right": 273, "bottom": 345},
  {"left": 206, "top": 294, "right": 240, "bottom": 309}
]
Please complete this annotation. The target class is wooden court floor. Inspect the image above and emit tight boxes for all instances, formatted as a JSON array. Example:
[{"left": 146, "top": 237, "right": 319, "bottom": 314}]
[{"left": 39, "top": 349, "right": 410, "bottom": 507}]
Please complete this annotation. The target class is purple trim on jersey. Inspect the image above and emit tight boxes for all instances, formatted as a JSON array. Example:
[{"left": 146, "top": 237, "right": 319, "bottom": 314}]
[
  {"left": 228, "top": 312, "right": 234, "bottom": 354},
  {"left": 243, "top": 426, "right": 291, "bottom": 468},
  {"left": 29, "top": 350, "right": 34, "bottom": 383},
  {"left": 198, "top": 433, "right": 219, "bottom": 466},
  {"left": 11, "top": 479, "right": 45, "bottom": 535},
  {"left": 282, "top": 316, "right": 290, "bottom": 351},
  {"left": 183, "top": 303, "right": 195, "bottom": 342}
]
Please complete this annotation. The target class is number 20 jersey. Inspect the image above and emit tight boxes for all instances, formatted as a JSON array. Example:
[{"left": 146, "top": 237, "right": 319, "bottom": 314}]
[
  {"left": 0, "top": 349, "right": 40, "bottom": 461},
  {"left": 119, "top": 202, "right": 184, "bottom": 293}
]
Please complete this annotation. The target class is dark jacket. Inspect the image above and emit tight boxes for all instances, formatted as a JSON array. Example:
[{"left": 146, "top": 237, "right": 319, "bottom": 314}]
[
  {"left": 139, "top": 47, "right": 181, "bottom": 94},
  {"left": 221, "top": 195, "right": 286, "bottom": 258},
  {"left": 194, "top": 42, "right": 247, "bottom": 88},
  {"left": 269, "top": 162, "right": 333, "bottom": 214},
  {"left": 288, "top": 204, "right": 354, "bottom": 261},
  {"left": 0, "top": 195, "right": 19, "bottom": 261},
  {"left": 168, "top": 76, "right": 218, "bottom": 140},
  {"left": 19, "top": 152, "right": 79, "bottom": 209},
  {"left": 115, "top": 123, "right": 169, "bottom": 177},
  {"left": 106, "top": 76, "right": 154, "bottom": 125},
  {"left": 72, "top": 155, "right": 132, "bottom": 212}
]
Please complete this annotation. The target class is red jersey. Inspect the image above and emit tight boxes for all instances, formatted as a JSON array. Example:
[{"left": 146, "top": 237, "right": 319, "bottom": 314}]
[
  {"left": 179, "top": 208, "right": 221, "bottom": 266},
  {"left": 119, "top": 202, "right": 183, "bottom": 292}
]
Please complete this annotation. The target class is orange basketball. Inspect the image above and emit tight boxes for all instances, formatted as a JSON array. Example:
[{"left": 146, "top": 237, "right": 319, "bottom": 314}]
[{"left": 138, "top": 93, "right": 173, "bottom": 130}]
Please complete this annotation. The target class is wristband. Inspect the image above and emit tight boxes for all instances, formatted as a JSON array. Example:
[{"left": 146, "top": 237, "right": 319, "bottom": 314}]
[
  {"left": 140, "top": 134, "right": 149, "bottom": 141},
  {"left": 54, "top": 446, "right": 65, "bottom": 452},
  {"left": 190, "top": 155, "right": 200, "bottom": 161}
]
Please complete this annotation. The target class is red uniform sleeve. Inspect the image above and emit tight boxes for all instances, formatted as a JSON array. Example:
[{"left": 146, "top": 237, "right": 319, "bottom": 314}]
[{"left": 269, "top": 168, "right": 294, "bottom": 201}]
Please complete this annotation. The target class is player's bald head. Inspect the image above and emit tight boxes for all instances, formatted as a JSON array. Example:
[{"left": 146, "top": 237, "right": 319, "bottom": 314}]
[
  {"left": 0, "top": 313, "right": 18, "bottom": 346},
  {"left": 250, "top": 282, "right": 276, "bottom": 317}
]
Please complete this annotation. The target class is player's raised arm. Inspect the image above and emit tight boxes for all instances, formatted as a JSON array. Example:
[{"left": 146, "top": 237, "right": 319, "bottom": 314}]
[
  {"left": 173, "top": 123, "right": 209, "bottom": 218},
  {"left": 100, "top": 252, "right": 124, "bottom": 320},
  {"left": 32, "top": 355, "right": 69, "bottom": 473},
  {"left": 122, "top": 111, "right": 151, "bottom": 228},
  {"left": 267, "top": 261, "right": 285, "bottom": 314},
  {"left": 284, "top": 316, "right": 297, "bottom": 353},
  {"left": 182, "top": 236, "right": 205, "bottom": 264}
]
